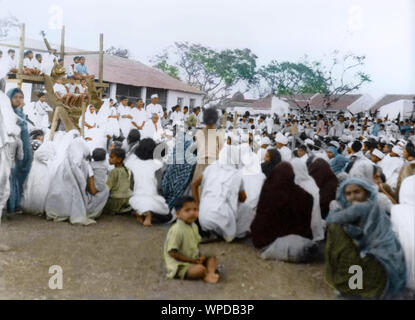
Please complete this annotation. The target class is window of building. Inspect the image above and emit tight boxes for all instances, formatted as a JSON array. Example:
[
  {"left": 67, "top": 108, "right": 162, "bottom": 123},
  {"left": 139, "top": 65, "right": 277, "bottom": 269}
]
[
  {"left": 116, "top": 84, "right": 142, "bottom": 104},
  {"left": 189, "top": 98, "right": 196, "bottom": 109},
  {"left": 177, "top": 97, "right": 184, "bottom": 107}
]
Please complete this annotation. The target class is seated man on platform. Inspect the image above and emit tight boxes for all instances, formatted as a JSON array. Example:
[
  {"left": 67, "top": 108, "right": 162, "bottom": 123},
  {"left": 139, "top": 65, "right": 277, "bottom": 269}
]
[
  {"left": 74, "top": 56, "right": 95, "bottom": 80},
  {"left": 7, "top": 49, "right": 18, "bottom": 74},
  {"left": 23, "top": 50, "right": 41, "bottom": 75},
  {"left": 54, "top": 77, "right": 75, "bottom": 106}
]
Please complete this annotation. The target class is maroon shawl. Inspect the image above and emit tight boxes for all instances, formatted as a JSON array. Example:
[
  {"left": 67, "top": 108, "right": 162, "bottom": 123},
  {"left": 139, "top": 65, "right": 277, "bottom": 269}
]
[
  {"left": 308, "top": 158, "right": 338, "bottom": 219},
  {"left": 251, "top": 162, "right": 313, "bottom": 249}
]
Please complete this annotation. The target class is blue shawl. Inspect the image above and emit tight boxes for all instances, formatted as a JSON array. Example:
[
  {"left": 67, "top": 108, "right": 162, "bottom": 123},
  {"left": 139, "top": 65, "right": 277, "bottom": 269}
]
[
  {"left": 161, "top": 134, "right": 196, "bottom": 209},
  {"left": 328, "top": 146, "right": 349, "bottom": 174},
  {"left": 326, "top": 177, "right": 407, "bottom": 298},
  {"left": 7, "top": 88, "right": 33, "bottom": 213}
]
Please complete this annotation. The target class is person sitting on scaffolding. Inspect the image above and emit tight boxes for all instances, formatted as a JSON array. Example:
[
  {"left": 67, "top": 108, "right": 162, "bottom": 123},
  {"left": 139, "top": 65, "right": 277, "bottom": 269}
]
[
  {"left": 77, "top": 78, "right": 91, "bottom": 106},
  {"left": 23, "top": 51, "right": 41, "bottom": 75},
  {"left": 74, "top": 56, "right": 95, "bottom": 80},
  {"left": 65, "top": 76, "right": 82, "bottom": 107},
  {"left": 53, "top": 77, "right": 75, "bottom": 106}
]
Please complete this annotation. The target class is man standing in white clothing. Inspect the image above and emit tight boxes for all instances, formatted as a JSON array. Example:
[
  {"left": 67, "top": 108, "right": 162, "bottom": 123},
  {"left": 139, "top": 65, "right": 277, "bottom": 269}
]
[
  {"left": 131, "top": 99, "right": 147, "bottom": 132},
  {"left": 146, "top": 94, "right": 164, "bottom": 120}
]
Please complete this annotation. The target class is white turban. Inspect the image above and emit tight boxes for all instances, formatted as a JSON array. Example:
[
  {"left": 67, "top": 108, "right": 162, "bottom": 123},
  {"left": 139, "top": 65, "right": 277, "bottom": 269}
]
[
  {"left": 275, "top": 132, "right": 288, "bottom": 145},
  {"left": 151, "top": 94, "right": 159, "bottom": 99}
]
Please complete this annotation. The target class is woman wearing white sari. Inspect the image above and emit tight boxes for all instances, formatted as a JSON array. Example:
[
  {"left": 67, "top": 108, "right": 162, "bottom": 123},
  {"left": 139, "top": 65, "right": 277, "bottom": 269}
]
[
  {"left": 194, "top": 145, "right": 250, "bottom": 242},
  {"left": 239, "top": 141, "right": 266, "bottom": 218},
  {"left": 291, "top": 158, "right": 325, "bottom": 241},
  {"left": 45, "top": 138, "right": 109, "bottom": 225},
  {"left": 96, "top": 99, "right": 120, "bottom": 139},
  {"left": 79, "top": 105, "right": 106, "bottom": 152},
  {"left": 0, "top": 90, "right": 22, "bottom": 218},
  {"left": 391, "top": 175, "right": 415, "bottom": 290},
  {"left": 21, "top": 142, "right": 56, "bottom": 215}
]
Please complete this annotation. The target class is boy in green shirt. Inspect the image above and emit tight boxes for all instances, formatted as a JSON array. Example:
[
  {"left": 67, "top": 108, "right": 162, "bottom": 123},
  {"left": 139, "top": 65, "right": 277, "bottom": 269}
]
[
  {"left": 163, "top": 196, "right": 219, "bottom": 283},
  {"left": 103, "top": 148, "right": 132, "bottom": 215}
]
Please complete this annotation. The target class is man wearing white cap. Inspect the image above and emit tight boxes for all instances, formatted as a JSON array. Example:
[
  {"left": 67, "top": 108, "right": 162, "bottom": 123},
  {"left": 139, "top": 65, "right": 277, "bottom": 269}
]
[
  {"left": 370, "top": 149, "right": 385, "bottom": 164},
  {"left": 382, "top": 146, "right": 405, "bottom": 190},
  {"left": 257, "top": 136, "right": 271, "bottom": 163},
  {"left": 275, "top": 132, "right": 291, "bottom": 162},
  {"left": 146, "top": 94, "right": 164, "bottom": 121}
]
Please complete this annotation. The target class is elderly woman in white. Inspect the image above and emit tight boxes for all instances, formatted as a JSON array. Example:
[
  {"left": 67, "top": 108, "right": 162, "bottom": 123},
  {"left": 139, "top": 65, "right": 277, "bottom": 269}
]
[{"left": 141, "top": 113, "right": 165, "bottom": 143}]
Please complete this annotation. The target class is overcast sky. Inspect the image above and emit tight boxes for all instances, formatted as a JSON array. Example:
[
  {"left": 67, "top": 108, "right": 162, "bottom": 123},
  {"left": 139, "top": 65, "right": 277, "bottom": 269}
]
[{"left": 1, "top": 0, "right": 414, "bottom": 99}]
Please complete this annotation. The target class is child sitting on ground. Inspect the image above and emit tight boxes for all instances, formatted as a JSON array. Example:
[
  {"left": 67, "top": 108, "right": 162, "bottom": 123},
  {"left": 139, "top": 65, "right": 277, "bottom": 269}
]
[
  {"left": 163, "top": 196, "right": 220, "bottom": 283},
  {"left": 103, "top": 148, "right": 132, "bottom": 215}
]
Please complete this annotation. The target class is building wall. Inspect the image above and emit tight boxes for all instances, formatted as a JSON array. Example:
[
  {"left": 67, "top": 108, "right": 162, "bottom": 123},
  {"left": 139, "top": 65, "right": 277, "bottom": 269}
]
[{"left": 166, "top": 90, "right": 203, "bottom": 112}]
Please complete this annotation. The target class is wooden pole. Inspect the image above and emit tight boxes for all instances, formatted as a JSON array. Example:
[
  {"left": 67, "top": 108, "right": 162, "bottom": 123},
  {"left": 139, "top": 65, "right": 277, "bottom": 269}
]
[
  {"left": 17, "top": 23, "right": 25, "bottom": 89},
  {"left": 98, "top": 34, "right": 104, "bottom": 100},
  {"left": 60, "top": 26, "right": 65, "bottom": 60},
  {"left": 49, "top": 107, "right": 60, "bottom": 141},
  {"left": 99, "top": 33, "right": 104, "bottom": 83}
]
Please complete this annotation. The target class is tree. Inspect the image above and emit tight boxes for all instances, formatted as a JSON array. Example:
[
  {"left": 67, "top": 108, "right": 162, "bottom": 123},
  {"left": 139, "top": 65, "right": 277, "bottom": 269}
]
[
  {"left": 151, "top": 52, "right": 180, "bottom": 80},
  {"left": 259, "top": 52, "right": 371, "bottom": 109},
  {"left": 152, "top": 42, "right": 259, "bottom": 106},
  {"left": 105, "top": 46, "right": 130, "bottom": 59}
]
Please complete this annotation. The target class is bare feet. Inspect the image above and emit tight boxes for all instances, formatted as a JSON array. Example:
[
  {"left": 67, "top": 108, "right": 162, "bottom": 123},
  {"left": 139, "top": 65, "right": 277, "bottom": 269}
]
[
  {"left": 143, "top": 212, "right": 153, "bottom": 227},
  {"left": 204, "top": 273, "right": 219, "bottom": 284},
  {"left": 136, "top": 213, "right": 144, "bottom": 225}
]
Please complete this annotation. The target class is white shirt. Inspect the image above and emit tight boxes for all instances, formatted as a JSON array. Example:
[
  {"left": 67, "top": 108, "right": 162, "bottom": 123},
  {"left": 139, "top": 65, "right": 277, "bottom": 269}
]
[
  {"left": 34, "top": 100, "right": 52, "bottom": 116},
  {"left": 53, "top": 83, "right": 67, "bottom": 96},
  {"left": 142, "top": 120, "right": 165, "bottom": 143},
  {"left": 171, "top": 111, "right": 184, "bottom": 127},
  {"left": 146, "top": 103, "right": 164, "bottom": 120},
  {"left": 8, "top": 56, "right": 17, "bottom": 70},
  {"left": 66, "top": 83, "right": 78, "bottom": 94},
  {"left": 77, "top": 84, "right": 88, "bottom": 94},
  {"left": 131, "top": 107, "right": 147, "bottom": 129},
  {"left": 66, "top": 64, "right": 75, "bottom": 77},
  {"left": 278, "top": 145, "right": 292, "bottom": 162},
  {"left": 23, "top": 57, "right": 35, "bottom": 69}
]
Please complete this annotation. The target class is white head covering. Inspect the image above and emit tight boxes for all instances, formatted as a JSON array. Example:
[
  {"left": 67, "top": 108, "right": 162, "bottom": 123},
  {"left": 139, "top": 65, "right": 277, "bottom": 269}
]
[
  {"left": 275, "top": 132, "right": 288, "bottom": 145},
  {"left": 372, "top": 149, "right": 385, "bottom": 160},
  {"left": 349, "top": 161, "right": 375, "bottom": 184},
  {"left": 151, "top": 94, "right": 159, "bottom": 99},
  {"left": 261, "top": 136, "right": 271, "bottom": 146},
  {"left": 330, "top": 141, "right": 340, "bottom": 150},
  {"left": 0, "top": 91, "right": 21, "bottom": 148},
  {"left": 291, "top": 158, "right": 325, "bottom": 241},
  {"left": 391, "top": 175, "right": 415, "bottom": 290},
  {"left": 392, "top": 146, "right": 403, "bottom": 157},
  {"left": 305, "top": 139, "right": 314, "bottom": 146}
]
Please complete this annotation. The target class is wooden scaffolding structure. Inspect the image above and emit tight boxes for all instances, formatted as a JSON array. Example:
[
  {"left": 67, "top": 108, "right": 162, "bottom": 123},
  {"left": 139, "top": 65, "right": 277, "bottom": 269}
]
[{"left": 0, "top": 23, "right": 108, "bottom": 140}]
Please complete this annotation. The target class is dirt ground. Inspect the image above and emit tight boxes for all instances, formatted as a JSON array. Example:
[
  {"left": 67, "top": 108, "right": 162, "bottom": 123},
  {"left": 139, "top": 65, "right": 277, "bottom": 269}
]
[{"left": 0, "top": 213, "right": 337, "bottom": 300}]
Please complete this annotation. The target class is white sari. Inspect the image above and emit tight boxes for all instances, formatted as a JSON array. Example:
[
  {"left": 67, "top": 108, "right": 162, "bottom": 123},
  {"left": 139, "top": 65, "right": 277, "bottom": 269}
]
[
  {"left": 198, "top": 147, "right": 251, "bottom": 242},
  {"left": 0, "top": 91, "right": 21, "bottom": 217},
  {"left": 391, "top": 175, "right": 415, "bottom": 290},
  {"left": 45, "top": 138, "right": 107, "bottom": 225},
  {"left": 291, "top": 159, "right": 325, "bottom": 241},
  {"left": 21, "top": 142, "right": 56, "bottom": 215}
]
